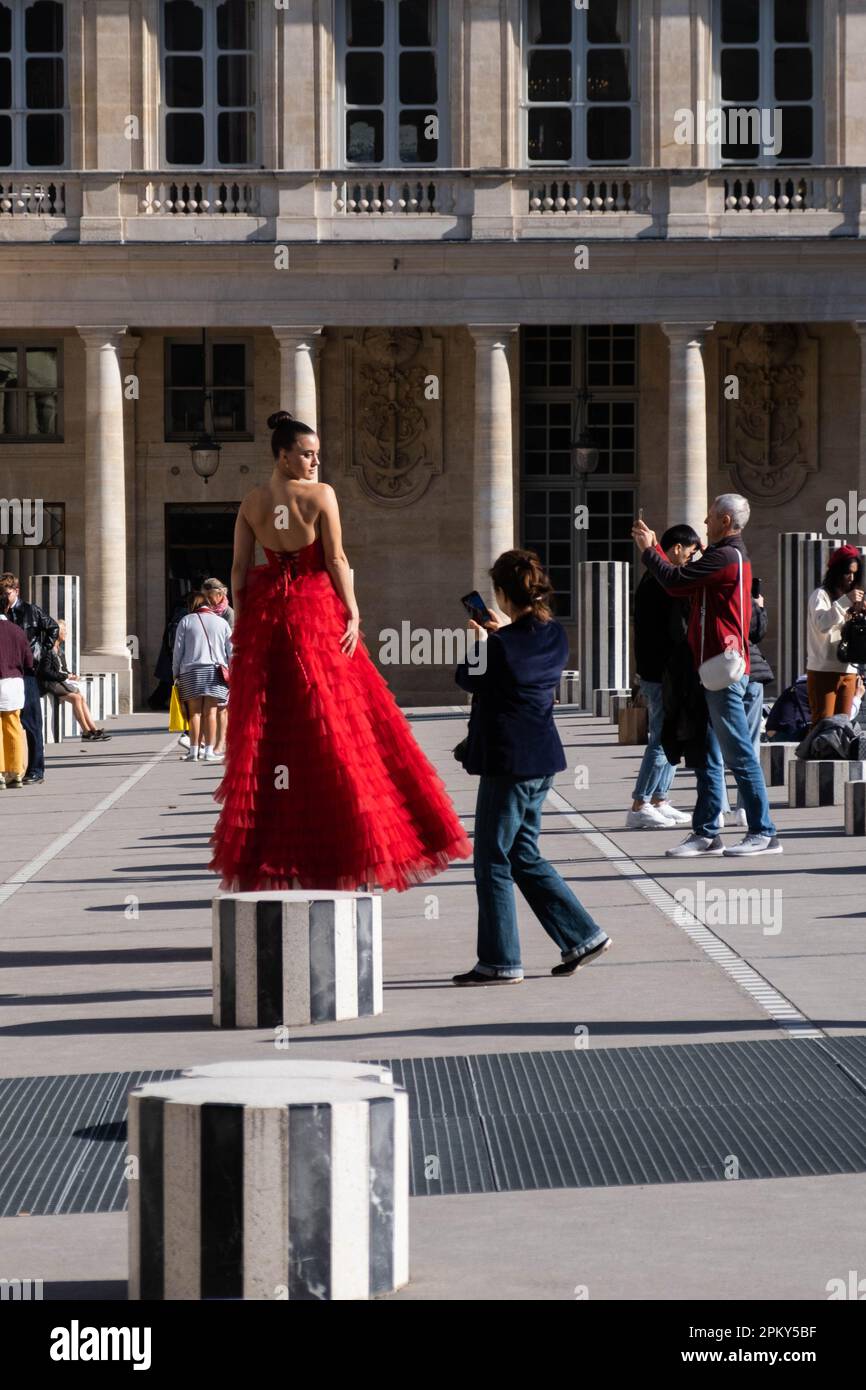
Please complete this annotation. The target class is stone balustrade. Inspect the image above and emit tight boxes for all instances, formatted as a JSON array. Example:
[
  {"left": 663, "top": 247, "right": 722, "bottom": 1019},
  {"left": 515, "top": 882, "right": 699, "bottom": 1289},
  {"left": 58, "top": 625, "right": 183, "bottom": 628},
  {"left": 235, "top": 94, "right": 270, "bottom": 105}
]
[{"left": 2, "top": 168, "right": 865, "bottom": 244}]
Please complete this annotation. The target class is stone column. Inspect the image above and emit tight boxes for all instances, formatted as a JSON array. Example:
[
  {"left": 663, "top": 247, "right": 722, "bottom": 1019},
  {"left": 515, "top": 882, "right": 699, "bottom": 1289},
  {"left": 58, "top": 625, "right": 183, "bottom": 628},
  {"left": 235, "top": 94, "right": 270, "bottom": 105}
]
[
  {"left": 469, "top": 326, "right": 518, "bottom": 598},
  {"left": 272, "top": 326, "right": 323, "bottom": 432},
  {"left": 77, "top": 326, "right": 133, "bottom": 711},
  {"left": 661, "top": 322, "right": 715, "bottom": 534},
  {"left": 120, "top": 334, "right": 141, "bottom": 698},
  {"left": 852, "top": 323, "right": 866, "bottom": 500}
]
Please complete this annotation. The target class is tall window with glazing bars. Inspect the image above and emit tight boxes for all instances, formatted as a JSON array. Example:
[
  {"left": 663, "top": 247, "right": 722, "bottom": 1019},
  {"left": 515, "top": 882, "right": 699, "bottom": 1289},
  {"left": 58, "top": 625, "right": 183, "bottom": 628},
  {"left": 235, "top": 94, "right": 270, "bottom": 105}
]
[
  {"left": 525, "top": 0, "right": 636, "bottom": 164},
  {"left": 162, "top": 0, "right": 257, "bottom": 166},
  {"left": 340, "top": 0, "right": 444, "bottom": 164},
  {"left": 714, "top": 0, "right": 818, "bottom": 162},
  {"left": 521, "top": 327, "right": 638, "bottom": 622},
  {"left": 0, "top": 0, "right": 66, "bottom": 168}
]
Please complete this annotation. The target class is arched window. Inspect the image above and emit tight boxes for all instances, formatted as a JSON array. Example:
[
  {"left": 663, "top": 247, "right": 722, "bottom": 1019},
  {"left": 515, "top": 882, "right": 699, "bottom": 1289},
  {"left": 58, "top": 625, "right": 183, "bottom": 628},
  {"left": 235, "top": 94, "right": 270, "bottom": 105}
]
[
  {"left": 162, "top": 0, "right": 257, "bottom": 166},
  {"left": 0, "top": 0, "right": 66, "bottom": 168}
]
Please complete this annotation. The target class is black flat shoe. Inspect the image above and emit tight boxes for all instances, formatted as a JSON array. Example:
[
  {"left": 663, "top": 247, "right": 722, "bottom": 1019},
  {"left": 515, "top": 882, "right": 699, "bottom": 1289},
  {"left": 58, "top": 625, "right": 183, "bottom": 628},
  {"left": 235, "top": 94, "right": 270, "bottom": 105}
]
[
  {"left": 551, "top": 938, "right": 612, "bottom": 977},
  {"left": 22, "top": 774, "right": 44, "bottom": 785},
  {"left": 452, "top": 969, "right": 524, "bottom": 987}
]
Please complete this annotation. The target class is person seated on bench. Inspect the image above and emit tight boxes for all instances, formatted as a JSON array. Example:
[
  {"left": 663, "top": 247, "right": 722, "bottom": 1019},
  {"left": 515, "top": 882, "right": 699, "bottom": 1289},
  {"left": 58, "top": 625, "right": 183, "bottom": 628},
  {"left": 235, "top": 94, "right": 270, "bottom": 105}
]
[{"left": 38, "top": 622, "right": 111, "bottom": 742}]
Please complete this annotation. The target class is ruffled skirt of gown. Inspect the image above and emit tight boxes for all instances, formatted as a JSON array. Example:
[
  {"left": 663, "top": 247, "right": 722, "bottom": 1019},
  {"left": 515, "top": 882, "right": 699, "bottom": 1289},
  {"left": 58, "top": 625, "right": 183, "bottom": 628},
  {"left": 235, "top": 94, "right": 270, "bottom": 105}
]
[{"left": 210, "top": 540, "right": 472, "bottom": 891}]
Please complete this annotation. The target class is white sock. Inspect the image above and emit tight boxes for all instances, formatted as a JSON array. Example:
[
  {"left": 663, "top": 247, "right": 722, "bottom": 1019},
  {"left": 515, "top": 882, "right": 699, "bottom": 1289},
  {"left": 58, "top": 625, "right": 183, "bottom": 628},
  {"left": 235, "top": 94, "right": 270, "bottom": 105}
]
[{"left": 203, "top": 744, "right": 213, "bottom": 757}]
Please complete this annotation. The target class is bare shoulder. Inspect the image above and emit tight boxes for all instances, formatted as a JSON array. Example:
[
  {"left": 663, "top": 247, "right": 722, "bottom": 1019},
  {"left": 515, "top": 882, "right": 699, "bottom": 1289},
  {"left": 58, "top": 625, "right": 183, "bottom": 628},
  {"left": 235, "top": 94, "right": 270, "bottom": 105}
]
[
  {"left": 239, "top": 484, "right": 271, "bottom": 522},
  {"left": 314, "top": 482, "right": 337, "bottom": 505}
]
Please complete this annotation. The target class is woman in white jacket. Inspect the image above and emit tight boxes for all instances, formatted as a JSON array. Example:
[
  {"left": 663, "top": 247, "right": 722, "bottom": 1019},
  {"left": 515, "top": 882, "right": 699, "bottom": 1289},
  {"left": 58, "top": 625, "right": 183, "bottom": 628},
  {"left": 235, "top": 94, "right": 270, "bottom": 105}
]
[
  {"left": 806, "top": 545, "right": 865, "bottom": 727},
  {"left": 172, "top": 594, "right": 233, "bottom": 762}
]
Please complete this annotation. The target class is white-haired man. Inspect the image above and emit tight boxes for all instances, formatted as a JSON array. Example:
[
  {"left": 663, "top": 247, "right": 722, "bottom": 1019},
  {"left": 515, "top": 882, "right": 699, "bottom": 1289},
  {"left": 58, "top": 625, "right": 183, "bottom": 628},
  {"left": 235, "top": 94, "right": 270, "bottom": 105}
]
[{"left": 632, "top": 494, "right": 781, "bottom": 857}]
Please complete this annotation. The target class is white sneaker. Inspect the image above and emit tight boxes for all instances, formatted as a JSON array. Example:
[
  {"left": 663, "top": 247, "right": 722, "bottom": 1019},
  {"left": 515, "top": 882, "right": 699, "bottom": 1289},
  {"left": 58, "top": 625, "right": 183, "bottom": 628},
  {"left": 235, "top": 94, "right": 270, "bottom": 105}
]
[
  {"left": 181, "top": 747, "right": 200, "bottom": 762},
  {"left": 177, "top": 733, "right": 190, "bottom": 749},
  {"left": 626, "top": 804, "right": 673, "bottom": 829},
  {"left": 723, "top": 834, "right": 783, "bottom": 857},
  {"left": 666, "top": 833, "right": 725, "bottom": 858},
  {"left": 202, "top": 751, "right": 224, "bottom": 763},
  {"left": 652, "top": 801, "right": 691, "bottom": 826}
]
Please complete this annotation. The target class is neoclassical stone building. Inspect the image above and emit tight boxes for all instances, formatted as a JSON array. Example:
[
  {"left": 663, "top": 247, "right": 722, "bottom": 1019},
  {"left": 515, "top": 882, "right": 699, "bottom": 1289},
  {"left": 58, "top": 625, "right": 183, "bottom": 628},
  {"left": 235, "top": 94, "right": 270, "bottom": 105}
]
[{"left": 1, "top": 0, "right": 865, "bottom": 705}]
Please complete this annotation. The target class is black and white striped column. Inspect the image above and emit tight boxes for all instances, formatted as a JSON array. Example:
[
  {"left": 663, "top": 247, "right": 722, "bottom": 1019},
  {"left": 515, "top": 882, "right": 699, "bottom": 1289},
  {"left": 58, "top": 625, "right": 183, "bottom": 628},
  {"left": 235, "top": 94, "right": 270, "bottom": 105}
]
[
  {"left": 608, "top": 693, "right": 633, "bottom": 724},
  {"left": 559, "top": 670, "right": 580, "bottom": 705},
  {"left": 577, "top": 562, "right": 630, "bottom": 711},
  {"left": 845, "top": 780, "right": 866, "bottom": 835},
  {"left": 788, "top": 758, "right": 866, "bottom": 808},
  {"left": 213, "top": 891, "right": 383, "bottom": 1028},
  {"left": 760, "top": 741, "right": 799, "bottom": 788},
  {"left": 28, "top": 574, "right": 80, "bottom": 674},
  {"left": 40, "top": 694, "right": 63, "bottom": 745},
  {"left": 128, "top": 1074, "right": 410, "bottom": 1300},
  {"left": 593, "top": 687, "right": 630, "bottom": 719}
]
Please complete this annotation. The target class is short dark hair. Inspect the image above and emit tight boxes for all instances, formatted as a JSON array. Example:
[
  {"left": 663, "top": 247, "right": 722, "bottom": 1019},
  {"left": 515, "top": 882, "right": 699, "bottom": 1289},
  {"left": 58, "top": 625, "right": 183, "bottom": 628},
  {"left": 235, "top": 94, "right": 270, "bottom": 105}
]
[{"left": 660, "top": 525, "right": 701, "bottom": 552}]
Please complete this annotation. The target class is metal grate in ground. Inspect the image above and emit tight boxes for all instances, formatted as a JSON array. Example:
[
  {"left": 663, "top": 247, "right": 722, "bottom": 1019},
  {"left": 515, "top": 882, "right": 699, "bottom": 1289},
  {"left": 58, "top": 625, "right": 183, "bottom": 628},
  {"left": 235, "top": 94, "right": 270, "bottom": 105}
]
[{"left": 1, "top": 1037, "right": 866, "bottom": 1213}]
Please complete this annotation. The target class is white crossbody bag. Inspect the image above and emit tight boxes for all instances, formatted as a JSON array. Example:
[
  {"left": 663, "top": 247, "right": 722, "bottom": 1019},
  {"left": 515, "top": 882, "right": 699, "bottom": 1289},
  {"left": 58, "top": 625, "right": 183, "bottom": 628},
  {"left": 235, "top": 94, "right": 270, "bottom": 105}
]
[{"left": 698, "top": 547, "right": 748, "bottom": 691}]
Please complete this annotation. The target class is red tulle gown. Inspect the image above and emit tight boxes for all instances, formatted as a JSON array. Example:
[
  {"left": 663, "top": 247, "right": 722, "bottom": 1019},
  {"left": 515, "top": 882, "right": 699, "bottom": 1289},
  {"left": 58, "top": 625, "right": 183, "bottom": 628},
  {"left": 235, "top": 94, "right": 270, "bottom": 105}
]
[{"left": 210, "top": 539, "right": 472, "bottom": 891}]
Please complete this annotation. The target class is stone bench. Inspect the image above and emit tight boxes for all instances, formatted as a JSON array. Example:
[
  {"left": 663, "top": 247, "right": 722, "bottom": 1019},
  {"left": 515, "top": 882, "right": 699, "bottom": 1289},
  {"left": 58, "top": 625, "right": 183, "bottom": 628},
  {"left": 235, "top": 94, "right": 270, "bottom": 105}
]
[
  {"left": 593, "top": 688, "right": 630, "bottom": 719},
  {"left": 787, "top": 759, "right": 866, "bottom": 808},
  {"left": 213, "top": 891, "right": 383, "bottom": 1029},
  {"left": 128, "top": 1073, "right": 409, "bottom": 1301},
  {"left": 760, "top": 741, "right": 799, "bottom": 788},
  {"left": 845, "top": 780, "right": 866, "bottom": 835}
]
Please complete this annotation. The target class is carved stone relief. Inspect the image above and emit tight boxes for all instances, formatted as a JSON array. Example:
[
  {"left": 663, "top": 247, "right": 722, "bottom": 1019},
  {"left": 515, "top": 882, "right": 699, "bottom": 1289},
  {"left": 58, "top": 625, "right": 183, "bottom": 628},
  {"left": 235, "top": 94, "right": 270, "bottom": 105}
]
[
  {"left": 720, "top": 323, "right": 819, "bottom": 506},
  {"left": 344, "top": 328, "right": 443, "bottom": 506}
]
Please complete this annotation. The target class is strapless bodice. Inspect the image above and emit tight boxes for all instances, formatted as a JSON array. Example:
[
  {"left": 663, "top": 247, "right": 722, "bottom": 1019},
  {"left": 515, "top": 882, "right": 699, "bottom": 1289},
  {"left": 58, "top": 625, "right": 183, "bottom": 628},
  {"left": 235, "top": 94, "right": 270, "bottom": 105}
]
[{"left": 263, "top": 537, "right": 325, "bottom": 580}]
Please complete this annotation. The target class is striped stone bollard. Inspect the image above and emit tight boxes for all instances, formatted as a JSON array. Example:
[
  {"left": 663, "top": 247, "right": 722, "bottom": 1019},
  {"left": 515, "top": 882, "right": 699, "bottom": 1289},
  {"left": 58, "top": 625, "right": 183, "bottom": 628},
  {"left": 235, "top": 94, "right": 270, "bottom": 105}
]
[
  {"left": 40, "top": 694, "right": 63, "bottom": 745},
  {"left": 760, "top": 741, "right": 800, "bottom": 788},
  {"left": 128, "top": 1074, "right": 410, "bottom": 1300},
  {"left": 29, "top": 575, "right": 82, "bottom": 739},
  {"left": 213, "top": 891, "right": 383, "bottom": 1029},
  {"left": 609, "top": 693, "right": 632, "bottom": 724},
  {"left": 559, "top": 670, "right": 580, "bottom": 705},
  {"left": 844, "top": 780, "right": 866, "bottom": 835},
  {"left": 788, "top": 759, "right": 866, "bottom": 809},
  {"left": 577, "top": 561, "right": 630, "bottom": 712},
  {"left": 593, "top": 687, "right": 629, "bottom": 719}
]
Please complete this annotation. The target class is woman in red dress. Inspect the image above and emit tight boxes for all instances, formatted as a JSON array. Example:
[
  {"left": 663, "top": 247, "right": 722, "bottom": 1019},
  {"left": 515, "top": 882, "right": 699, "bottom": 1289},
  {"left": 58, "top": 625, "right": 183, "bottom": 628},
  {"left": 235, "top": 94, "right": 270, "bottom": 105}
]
[{"left": 210, "top": 411, "right": 472, "bottom": 892}]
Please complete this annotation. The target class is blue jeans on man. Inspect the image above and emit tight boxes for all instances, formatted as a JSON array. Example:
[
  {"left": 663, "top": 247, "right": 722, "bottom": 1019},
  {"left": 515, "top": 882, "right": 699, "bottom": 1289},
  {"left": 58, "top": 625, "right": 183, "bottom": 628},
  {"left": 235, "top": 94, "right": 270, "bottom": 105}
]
[
  {"left": 631, "top": 678, "right": 676, "bottom": 802},
  {"left": 694, "top": 676, "right": 775, "bottom": 839},
  {"left": 734, "top": 679, "right": 764, "bottom": 812},
  {"left": 19, "top": 674, "right": 45, "bottom": 779},
  {"left": 473, "top": 774, "right": 607, "bottom": 978}
]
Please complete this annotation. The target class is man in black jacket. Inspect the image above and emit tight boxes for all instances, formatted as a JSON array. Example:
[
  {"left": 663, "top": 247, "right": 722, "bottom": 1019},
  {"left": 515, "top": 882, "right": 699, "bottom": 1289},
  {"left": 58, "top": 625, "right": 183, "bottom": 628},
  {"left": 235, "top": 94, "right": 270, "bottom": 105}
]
[
  {"left": 628, "top": 525, "right": 701, "bottom": 828},
  {"left": 0, "top": 573, "right": 59, "bottom": 784}
]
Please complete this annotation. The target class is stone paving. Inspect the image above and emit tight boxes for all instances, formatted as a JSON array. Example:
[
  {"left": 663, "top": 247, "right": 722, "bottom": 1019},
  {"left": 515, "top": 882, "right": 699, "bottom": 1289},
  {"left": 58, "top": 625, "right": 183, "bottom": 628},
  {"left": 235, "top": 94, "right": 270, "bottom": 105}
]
[{"left": 0, "top": 707, "right": 864, "bottom": 1300}]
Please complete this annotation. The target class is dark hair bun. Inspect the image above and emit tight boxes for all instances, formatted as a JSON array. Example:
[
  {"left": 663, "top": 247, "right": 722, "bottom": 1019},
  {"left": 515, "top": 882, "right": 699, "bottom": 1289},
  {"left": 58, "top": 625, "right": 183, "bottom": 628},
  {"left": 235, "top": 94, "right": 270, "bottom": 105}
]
[{"left": 267, "top": 410, "right": 295, "bottom": 430}]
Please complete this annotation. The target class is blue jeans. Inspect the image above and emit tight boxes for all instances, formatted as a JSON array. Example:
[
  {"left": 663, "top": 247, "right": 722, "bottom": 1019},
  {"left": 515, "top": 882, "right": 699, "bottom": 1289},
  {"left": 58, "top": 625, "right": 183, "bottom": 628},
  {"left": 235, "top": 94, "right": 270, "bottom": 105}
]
[
  {"left": 632, "top": 678, "right": 677, "bottom": 802},
  {"left": 735, "top": 680, "right": 764, "bottom": 812},
  {"left": 473, "top": 774, "right": 608, "bottom": 978},
  {"left": 694, "top": 677, "right": 775, "bottom": 838},
  {"left": 19, "top": 674, "right": 44, "bottom": 778}
]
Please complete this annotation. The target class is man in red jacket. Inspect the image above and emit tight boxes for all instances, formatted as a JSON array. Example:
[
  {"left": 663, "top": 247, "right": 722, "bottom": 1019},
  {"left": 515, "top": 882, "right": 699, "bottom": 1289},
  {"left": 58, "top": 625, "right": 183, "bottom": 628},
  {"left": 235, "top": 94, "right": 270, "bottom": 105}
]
[{"left": 633, "top": 493, "right": 781, "bottom": 858}]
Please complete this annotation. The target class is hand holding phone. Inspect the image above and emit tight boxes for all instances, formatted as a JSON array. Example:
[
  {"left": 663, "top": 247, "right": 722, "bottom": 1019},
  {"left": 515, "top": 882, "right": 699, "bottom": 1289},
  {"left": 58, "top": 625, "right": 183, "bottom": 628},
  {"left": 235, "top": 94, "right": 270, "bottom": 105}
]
[{"left": 461, "top": 590, "right": 495, "bottom": 626}]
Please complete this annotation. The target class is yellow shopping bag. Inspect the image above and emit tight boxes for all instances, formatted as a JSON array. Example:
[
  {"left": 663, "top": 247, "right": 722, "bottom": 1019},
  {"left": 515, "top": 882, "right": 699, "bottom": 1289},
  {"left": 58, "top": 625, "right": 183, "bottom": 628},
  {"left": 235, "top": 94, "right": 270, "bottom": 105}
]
[{"left": 169, "top": 684, "right": 189, "bottom": 733}]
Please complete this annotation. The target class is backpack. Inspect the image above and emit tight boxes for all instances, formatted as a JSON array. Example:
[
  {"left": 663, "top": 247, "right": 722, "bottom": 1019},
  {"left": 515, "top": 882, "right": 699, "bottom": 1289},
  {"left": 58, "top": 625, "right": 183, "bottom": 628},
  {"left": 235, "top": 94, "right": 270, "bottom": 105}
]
[{"left": 838, "top": 614, "right": 866, "bottom": 665}]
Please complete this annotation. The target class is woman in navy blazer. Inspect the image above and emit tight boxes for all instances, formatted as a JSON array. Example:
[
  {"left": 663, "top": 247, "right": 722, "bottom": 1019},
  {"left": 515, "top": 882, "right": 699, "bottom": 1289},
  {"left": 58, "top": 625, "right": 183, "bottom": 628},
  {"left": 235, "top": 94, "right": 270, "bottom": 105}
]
[{"left": 453, "top": 550, "right": 612, "bottom": 985}]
